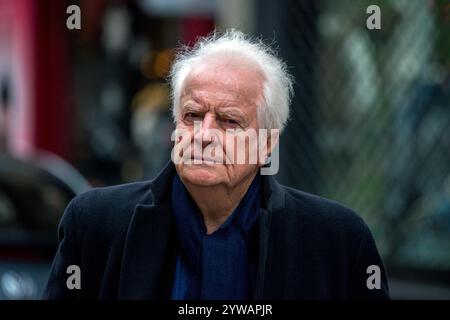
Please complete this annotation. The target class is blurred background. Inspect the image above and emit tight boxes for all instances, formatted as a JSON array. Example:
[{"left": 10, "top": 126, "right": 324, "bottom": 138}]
[{"left": 0, "top": 0, "right": 449, "bottom": 299}]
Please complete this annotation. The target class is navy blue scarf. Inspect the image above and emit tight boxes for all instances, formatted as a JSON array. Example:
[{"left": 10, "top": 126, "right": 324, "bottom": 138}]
[{"left": 171, "top": 173, "right": 261, "bottom": 300}]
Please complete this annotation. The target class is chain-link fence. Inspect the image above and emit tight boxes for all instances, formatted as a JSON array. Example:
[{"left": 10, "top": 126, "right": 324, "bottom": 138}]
[{"left": 258, "top": 0, "right": 450, "bottom": 273}]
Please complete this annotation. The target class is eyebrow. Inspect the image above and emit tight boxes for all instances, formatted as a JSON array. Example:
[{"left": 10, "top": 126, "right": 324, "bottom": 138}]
[
  {"left": 181, "top": 103, "right": 207, "bottom": 113},
  {"left": 216, "top": 109, "right": 248, "bottom": 125},
  {"left": 216, "top": 108, "right": 247, "bottom": 120}
]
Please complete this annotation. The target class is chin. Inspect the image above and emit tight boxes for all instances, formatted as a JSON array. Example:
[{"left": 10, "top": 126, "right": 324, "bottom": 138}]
[{"left": 178, "top": 163, "right": 226, "bottom": 186}]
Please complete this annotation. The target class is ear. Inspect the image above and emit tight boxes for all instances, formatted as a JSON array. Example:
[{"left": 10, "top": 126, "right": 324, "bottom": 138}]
[{"left": 258, "top": 129, "right": 280, "bottom": 167}]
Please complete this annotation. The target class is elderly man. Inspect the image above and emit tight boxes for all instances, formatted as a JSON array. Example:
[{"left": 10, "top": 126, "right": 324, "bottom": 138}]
[{"left": 43, "top": 30, "right": 389, "bottom": 300}]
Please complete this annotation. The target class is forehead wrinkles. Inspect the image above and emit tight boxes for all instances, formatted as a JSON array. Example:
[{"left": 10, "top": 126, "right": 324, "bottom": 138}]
[
  {"left": 181, "top": 63, "right": 265, "bottom": 109},
  {"left": 183, "top": 68, "right": 241, "bottom": 96}
]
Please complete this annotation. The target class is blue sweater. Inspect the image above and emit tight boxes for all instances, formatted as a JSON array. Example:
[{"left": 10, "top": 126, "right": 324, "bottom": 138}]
[{"left": 171, "top": 173, "right": 261, "bottom": 300}]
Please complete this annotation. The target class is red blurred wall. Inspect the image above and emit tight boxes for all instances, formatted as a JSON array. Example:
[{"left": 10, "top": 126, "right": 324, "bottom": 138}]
[{"left": 0, "top": 0, "right": 72, "bottom": 160}]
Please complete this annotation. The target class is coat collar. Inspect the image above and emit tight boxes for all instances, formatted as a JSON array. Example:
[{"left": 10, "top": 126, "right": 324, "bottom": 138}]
[
  {"left": 118, "top": 161, "right": 285, "bottom": 299},
  {"left": 118, "top": 163, "right": 177, "bottom": 299}
]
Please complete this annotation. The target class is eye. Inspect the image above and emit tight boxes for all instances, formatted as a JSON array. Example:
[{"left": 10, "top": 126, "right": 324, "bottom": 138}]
[
  {"left": 221, "top": 118, "right": 239, "bottom": 126},
  {"left": 184, "top": 112, "right": 202, "bottom": 121}
]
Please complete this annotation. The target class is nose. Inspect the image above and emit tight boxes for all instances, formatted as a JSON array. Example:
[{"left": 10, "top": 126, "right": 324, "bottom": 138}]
[
  {"left": 201, "top": 113, "right": 217, "bottom": 130},
  {"left": 195, "top": 113, "right": 218, "bottom": 148}
]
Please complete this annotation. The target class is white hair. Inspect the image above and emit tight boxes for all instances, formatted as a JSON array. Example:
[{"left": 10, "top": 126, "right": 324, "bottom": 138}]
[{"left": 169, "top": 29, "right": 294, "bottom": 131}]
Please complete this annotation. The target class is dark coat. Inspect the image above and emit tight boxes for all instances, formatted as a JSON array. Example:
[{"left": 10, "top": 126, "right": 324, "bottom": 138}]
[{"left": 43, "top": 162, "right": 389, "bottom": 300}]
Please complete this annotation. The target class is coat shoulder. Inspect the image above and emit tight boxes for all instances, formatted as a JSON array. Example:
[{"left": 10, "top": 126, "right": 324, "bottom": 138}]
[
  {"left": 66, "top": 180, "right": 153, "bottom": 240},
  {"left": 265, "top": 184, "right": 389, "bottom": 299},
  {"left": 280, "top": 185, "right": 368, "bottom": 237}
]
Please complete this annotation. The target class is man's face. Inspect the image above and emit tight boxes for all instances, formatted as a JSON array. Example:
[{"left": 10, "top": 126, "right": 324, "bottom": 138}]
[{"left": 174, "top": 57, "right": 265, "bottom": 188}]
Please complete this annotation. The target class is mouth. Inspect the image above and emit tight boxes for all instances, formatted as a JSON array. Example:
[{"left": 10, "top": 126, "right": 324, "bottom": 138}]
[{"left": 190, "top": 155, "right": 221, "bottom": 164}]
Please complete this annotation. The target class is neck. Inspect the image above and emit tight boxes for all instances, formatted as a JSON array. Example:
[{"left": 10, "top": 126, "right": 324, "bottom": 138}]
[{"left": 183, "top": 170, "right": 258, "bottom": 235}]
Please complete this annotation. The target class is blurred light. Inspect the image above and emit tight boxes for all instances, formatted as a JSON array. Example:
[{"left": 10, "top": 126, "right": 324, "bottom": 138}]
[
  {"left": 153, "top": 49, "right": 174, "bottom": 79},
  {"left": 101, "top": 5, "right": 131, "bottom": 57},
  {"left": 137, "top": 0, "right": 216, "bottom": 16},
  {"left": 1, "top": 271, "right": 36, "bottom": 300},
  {"left": 131, "top": 83, "right": 170, "bottom": 111},
  {"left": 140, "top": 50, "right": 174, "bottom": 80}
]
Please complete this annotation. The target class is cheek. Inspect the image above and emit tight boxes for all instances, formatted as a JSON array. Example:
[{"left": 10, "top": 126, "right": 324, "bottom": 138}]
[
  {"left": 173, "top": 127, "right": 193, "bottom": 159},
  {"left": 175, "top": 121, "right": 190, "bottom": 131},
  {"left": 225, "top": 164, "right": 258, "bottom": 185},
  {"left": 222, "top": 135, "right": 237, "bottom": 163},
  {"left": 222, "top": 130, "right": 260, "bottom": 165}
]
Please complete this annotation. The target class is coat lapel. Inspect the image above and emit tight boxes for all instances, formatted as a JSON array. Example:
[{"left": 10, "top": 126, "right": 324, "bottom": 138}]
[
  {"left": 118, "top": 163, "right": 177, "bottom": 299},
  {"left": 118, "top": 203, "right": 176, "bottom": 299},
  {"left": 252, "top": 174, "right": 286, "bottom": 299}
]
